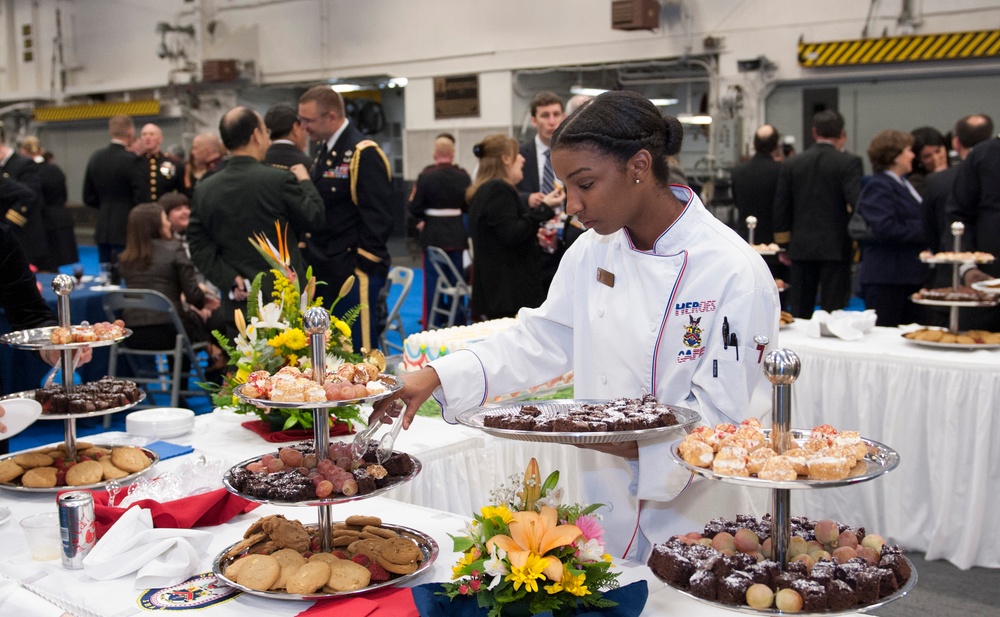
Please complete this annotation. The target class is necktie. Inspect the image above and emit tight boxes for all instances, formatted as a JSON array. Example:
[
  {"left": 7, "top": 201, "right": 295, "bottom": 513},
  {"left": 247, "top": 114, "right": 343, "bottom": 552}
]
[
  {"left": 312, "top": 142, "right": 328, "bottom": 181},
  {"left": 541, "top": 149, "right": 555, "bottom": 195}
]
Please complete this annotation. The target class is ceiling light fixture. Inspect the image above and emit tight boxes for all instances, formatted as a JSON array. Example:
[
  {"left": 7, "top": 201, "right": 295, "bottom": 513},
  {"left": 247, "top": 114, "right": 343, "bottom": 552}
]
[
  {"left": 329, "top": 83, "right": 363, "bottom": 93},
  {"left": 649, "top": 98, "right": 679, "bottom": 106},
  {"left": 569, "top": 86, "right": 608, "bottom": 97},
  {"left": 676, "top": 113, "right": 713, "bottom": 125}
]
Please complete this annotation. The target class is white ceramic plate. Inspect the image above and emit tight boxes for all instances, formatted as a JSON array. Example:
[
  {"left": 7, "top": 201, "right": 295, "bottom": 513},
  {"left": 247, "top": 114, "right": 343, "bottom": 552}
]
[
  {"left": 126, "top": 407, "right": 196, "bottom": 438},
  {"left": 0, "top": 398, "right": 42, "bottom": 440},
  {"left": 971, "top": 278, "right": 1000, "bottom": 295}
]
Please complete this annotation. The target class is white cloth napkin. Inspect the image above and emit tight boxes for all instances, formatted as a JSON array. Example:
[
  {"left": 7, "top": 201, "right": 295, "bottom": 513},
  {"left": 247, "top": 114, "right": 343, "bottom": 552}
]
[
  {"left": 804, "top": 309, "right": 877, "bottom": 340},
  {"left": 82, "top": 505, "right": 213, "bottom": 589}
]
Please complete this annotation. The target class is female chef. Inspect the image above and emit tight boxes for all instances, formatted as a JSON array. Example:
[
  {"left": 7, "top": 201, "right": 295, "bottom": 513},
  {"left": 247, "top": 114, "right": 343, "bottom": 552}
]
[{"left": 374, "top": 90, "right": 779, "bottom": 559}]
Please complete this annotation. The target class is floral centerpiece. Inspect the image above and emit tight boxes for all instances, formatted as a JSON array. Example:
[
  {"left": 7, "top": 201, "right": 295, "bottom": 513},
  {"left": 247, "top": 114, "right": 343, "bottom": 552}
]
[
  {"left": 205, "top": 222, "right": 376, "bottom": 431},
  {"left": 442, "top": 458, "right": 621, "bottom": 616}
]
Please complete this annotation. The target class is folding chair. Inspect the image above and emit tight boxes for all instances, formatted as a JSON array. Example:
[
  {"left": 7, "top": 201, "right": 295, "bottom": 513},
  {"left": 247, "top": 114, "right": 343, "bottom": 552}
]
[
  {"left": 380, "top": 266, "right": 414, "bottom": 354},
  {"left": 102, "top": 289, "right": 209, "bottom": 418},
  {"left": 426, "top": 246, "right": 471, "bottom": 329}
]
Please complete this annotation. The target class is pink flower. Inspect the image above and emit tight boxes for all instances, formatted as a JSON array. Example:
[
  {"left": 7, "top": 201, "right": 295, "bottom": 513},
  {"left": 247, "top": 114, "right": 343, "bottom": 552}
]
[{"left": 574, "top": 515, "right": 604, "bottom": 544}]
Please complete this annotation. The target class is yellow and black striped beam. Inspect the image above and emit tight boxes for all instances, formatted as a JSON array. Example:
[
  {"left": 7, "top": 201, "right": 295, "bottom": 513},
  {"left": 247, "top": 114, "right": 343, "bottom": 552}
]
[
  {"left": 799, "top": 30, "right": 1000, "bottom": 68},
  {"left": 33, "top": 99, "right": 161, "bottom": 122}
]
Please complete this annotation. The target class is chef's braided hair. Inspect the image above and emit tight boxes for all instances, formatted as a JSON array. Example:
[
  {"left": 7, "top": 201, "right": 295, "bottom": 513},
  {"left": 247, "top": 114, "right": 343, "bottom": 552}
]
[{"left": 551, "top": 90, "right": 683, "bottom": 187}]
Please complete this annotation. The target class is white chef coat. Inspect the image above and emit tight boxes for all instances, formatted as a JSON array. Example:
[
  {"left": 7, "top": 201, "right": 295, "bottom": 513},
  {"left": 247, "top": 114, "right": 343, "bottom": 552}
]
[{"left": 430, "top": 186, "right": 779, "bottom": 559}]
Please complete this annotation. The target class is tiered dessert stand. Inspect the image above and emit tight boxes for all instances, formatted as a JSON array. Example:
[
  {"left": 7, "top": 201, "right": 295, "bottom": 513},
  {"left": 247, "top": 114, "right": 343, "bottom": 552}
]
[
  {"left": 216, "top": 307, "right": 436, "bottom": 600},
  {"left": 666, "top": 348, "right": 916, "bottom": 614},
  {"left": 911, "top": 221, "right": 999, "bottom": 338},
  {"left": 0, "top": 274, "right": 152, "bottom": 491}
]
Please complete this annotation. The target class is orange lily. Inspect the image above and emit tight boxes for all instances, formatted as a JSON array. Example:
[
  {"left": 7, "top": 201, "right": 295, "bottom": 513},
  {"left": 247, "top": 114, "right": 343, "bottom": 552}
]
[
  {"left": 486, "top": 506, "right": 581, "bottom": 582},
  {"left": 249, "top": 221, "right": 295, "bottom": 282}
]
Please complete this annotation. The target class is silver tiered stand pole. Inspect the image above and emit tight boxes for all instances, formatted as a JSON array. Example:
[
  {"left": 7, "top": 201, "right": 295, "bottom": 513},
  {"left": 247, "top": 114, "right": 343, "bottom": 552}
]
[
  {"left": 746, "top": 215, "right": 758, "bottom": 247},
  {"left": 303, "top": 307, "right": 334, "bottom": 552},
  {"left": 764, "top": 348, "right": 800, "bottom": 570},
  {"left": 949, "top": 222, "right": 964, "bottom": 333},
  {"left": 52, "top": 274, "right": 79, "bottom": 459}
]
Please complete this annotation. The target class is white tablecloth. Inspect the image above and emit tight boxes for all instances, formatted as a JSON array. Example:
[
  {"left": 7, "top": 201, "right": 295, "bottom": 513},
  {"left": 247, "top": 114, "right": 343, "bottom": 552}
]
[{"left": 778, "top": 321, "right": 1000, "bottom": 569}]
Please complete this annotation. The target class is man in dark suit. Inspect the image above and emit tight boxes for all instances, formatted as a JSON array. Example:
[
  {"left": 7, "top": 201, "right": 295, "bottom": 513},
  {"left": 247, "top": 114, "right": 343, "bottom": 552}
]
[
  {"left": 0, "top": 126, "right": 48, "bottom": 267},
  {"left": 264, "top": 104, "right": 312, "bottom": 170},
  {"left": 774, "top": 110, "right": 863, "bottom": 318},
  {"left": 731, "top": 124, "right": 787, "bottom": 296},
  {"left": 188, "top": 106, "right": 324, "bottom": 338},
  {"left": 298, "top": 85, "right": 394, "bottom": 353},
  {"left": 83, "top": 115, "right": 142, "bottom": 264},
  {"left": 133, "top": 123, "right": 185, "bottom": 203}
]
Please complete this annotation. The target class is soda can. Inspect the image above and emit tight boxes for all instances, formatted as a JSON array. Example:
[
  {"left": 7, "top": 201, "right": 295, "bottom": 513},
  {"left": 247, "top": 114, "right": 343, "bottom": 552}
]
[{"left": 58, "top": 491, "right": 96, "bottom": 569}]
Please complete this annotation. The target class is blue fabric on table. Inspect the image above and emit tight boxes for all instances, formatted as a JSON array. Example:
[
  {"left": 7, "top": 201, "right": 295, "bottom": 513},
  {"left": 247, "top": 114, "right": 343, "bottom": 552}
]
[
  {"left": 145, "top": 441, "right": 194, "bottom": 461},
  {"left": 411, "top": 580, "right": 647, "bottom": 617}
]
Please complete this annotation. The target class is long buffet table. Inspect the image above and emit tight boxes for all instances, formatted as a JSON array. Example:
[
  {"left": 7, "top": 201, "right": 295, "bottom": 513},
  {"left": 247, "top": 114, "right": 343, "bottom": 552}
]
[
  {"left": 778, "top": 321, "right": 1000, "bottom": 570},
  {"left": 0, "top": 413, "right": 843, "bottom": 617}
]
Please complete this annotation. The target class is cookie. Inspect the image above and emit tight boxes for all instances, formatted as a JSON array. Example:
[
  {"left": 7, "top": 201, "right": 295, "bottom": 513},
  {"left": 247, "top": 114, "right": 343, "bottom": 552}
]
[
  {"left": 307, "top": 552, "right": 340, "bottom": 564},
  {"left": 345, "top": 515, "right": 381, "bottom": 528},
  {"left": 21, "top": 466, "right": 58, "bottom": 488},
  {"left": 332, "top": 534, "right": 357, "bottom": 547},
  {"left": 110, "top": 446, "right": 150, "bottom": 473},
  {"left": 13, "top": 452, "right": 54, "bottom": 468},
  {"left": 362, "top": 525, "right": 398, "bottom": 539},
  {"left": 379, "top": 537, "right": 422, "bottom": 565},
  {"left": 81, "top": 446, "right": 112, "bottom": 458},
  {"left": 225, "top": 532, "right": 267, "bottom": 558},
  {"left": 333, "top": 522, "right": 362, "bottom": 531},
  {"left": 0, "top": 459, "right": 25, "bottom": 483},
  {"left": 224, "top": 555, "right": 251, "bottom": 580},
  {"left": 325, "top": 559, "right": 371, "bottom": 592},
  {"left": 375, "top": 554, "right": 420, "bottom": 575},
  {"left": 235, "top": 554, "right": 281, "bottom": 591},
  {"left": 65, "top": 460, "right": 104, "bottom": 486},
  {"left": 348, "top": 538, "right": 385, "bottom": 560},
  {"left": 286, "top": 561, "right": 330, "bottom": 594},
  {"left": 269, "top": 548, "right": 306, "bottom": 590},
  {"left": 99, "top": 457, "right": 130, "bottom": 480}
]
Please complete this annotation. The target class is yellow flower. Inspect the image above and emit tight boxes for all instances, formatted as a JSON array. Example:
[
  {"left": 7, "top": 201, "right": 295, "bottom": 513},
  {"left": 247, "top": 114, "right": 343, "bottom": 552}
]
[
  {"left": 505, "top": 552, "right": 547, "bottom": 593},
  {"left": 235, "top": 366, "right": 249, "bottom": 383},
  {"left": 331, "top": 318, "right": 351, "bottom": 339},
  {"left": 451, "top": 548, "right": 480, "bottom": 579},
  {"left": 486, "top": 506, "right": 581, "bottom": 583},
  {"left": 480, "top": 505, "right": 514, "bottom": 525},
  {"left": 268, "top": 328, "right": 307, "bottom": 351},
  {"left": 561, "top": 571, "right": 590, "bottom": 597}
]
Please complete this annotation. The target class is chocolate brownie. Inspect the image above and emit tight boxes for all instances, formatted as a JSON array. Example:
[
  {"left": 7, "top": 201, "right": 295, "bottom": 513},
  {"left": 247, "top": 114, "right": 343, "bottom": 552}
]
[
  {"left": 688, "top": 569, "right": 718, "bottom": 600},
  {"left": 791, "top": 578, "right": 828, "bottom": 611},
  {"left": 828, "top": 579, "right": 857, "bottom": 611},
  {"left": 718, "top": 572, "right": 753, "bottom": 605}
]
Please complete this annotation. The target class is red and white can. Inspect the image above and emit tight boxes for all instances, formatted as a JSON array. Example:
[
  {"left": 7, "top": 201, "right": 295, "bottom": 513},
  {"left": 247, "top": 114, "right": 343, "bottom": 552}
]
[{"left": 58, "top": 491, "right": 96, "bottom": 569}]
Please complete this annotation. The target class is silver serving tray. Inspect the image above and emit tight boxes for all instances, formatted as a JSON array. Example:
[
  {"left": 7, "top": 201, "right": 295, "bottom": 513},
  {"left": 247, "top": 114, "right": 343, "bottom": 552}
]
[
  {"left": 0, "top": 326, "right": 132, "bottom": 350},
  {"left": 909, "top": 294, "right": 998, "bottom": 307},
  {"left": 0, "top": 444, "right": 159, "bottom": 493},
  {"left": 2, "top": 387, "right": 146, "bottom": 420},
  {"left": 668, "top": 428, "right": 899, "bottom": 489},
  {"left": 661, "top": 554, "right": 917, "bottom": 615},
  {"left": 970, "top": 279, "right": 1000, "bottom": 295},
  {"left": 223, "top": 451, "right": 421, "bottom": 506},
  {"left": 213, "top": 522, "right": 438, "bottom": 600},
  {"left": 901, "top": 333, "right": 1000, "bottom": 350},
  {"left": 234, "top": 374, "right": 402, "bottom": 409},
  {"left": 458, "top": 399, "right": 700, "bottom": 444}
]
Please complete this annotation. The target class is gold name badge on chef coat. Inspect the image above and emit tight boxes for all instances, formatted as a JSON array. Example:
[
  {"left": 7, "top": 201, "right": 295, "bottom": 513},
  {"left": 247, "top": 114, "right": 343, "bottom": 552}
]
[{"left": 596, "top": 268, "right": 615, "bottom": 288}]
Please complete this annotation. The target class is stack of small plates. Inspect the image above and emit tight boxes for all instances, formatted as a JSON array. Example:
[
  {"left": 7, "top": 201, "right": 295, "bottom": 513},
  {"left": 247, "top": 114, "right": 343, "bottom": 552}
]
[{"left": 126, "top": 408, "right": 195, "bottom": 438}]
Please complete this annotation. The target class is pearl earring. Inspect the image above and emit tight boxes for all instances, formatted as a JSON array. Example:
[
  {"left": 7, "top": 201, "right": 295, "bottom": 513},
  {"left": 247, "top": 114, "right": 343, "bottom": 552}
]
[{"left": 635, "top": 179, "right": 640, "bottom": 184}]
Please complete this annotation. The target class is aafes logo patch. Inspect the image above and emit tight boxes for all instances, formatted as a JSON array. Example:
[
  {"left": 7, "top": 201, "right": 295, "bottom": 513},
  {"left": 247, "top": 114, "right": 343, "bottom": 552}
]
[
  {"left": 674, "top": 299, "right": 717, "bottom": 316},
  {"left": 138, "top": 573, "right": 239, "bottom": 611}
]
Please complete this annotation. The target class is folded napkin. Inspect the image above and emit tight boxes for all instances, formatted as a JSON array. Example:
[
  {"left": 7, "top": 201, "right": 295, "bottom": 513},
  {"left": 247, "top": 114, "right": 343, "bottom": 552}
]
[
  {"left": 83, "top": 505, "right": 214, "bottom": 589},
  {"left": 241, "top": 419, "right": 354, "bottom": 443},
  {"left": 411, "top": 580, "right": 648, "bottom": 617},
  {"left": 145, "top": 440, "right": 195, "bottom": 461},
  {"left": 79, "top": 486, "right": 259, "bottom": 538},
  {"left": 296, "top": 587, "right": 419, "bottom": 617},
  {"left": 805, "top": 309, "right": 877, "bottom": 341}
]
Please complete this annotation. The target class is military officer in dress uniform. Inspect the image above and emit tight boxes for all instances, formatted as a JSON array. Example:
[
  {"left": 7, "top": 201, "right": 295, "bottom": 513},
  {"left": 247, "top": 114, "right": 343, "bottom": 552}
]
[
  {"left": 133, "top": 123, "right": 185, "bottom": 203},
  {"left": 298, "top": 85, "right": 394, "bottom": 353}
]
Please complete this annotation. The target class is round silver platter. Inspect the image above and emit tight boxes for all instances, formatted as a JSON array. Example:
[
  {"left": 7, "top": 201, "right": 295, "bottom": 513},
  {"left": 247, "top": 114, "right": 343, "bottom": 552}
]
[
  {"left": 668, "top": 428, "right": 899, "bottom": 489},
  {"left": 458, "top": 399, "right": 701, "bottom": 444},
  {"left": 0, "top": 444, "right": 159, "bottom": 493},
  {"left": 660, "top": 554, "right": 917, "bottom": 616},
  {"left": 0, "top": 326, "right": 133, "bottom": 350},
  {"left": 223, "top": 452, "right": 421, "bottom": 506},
  {"left": 909, "top": 294, "right": 998, "bottom": 308},
  {"left": 233, "top": 373, "right": 403, "bottom": 409},
  {"left": 212, "top": 522, "right": 438, "bottom": 600},
  {"left": 2, "top": 387, "right": 146, "bottom": 420},
  {"left": 901, "top": 332, "right": 1000, "bottom": 350},
  {"left": 970, "top": 278, "right": 1000, "bottom": 295}
]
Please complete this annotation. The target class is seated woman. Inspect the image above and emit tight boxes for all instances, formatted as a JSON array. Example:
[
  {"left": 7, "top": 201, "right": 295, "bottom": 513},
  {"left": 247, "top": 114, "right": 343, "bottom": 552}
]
[
  {"left": 856, "top": 130, "right": 928, "bottom": 327},
  {"left": 117, "top": 203, "right": 224, "bottom": 375},
  {"left": 466, "top": 134, "right": 562, "bottom": 320}
]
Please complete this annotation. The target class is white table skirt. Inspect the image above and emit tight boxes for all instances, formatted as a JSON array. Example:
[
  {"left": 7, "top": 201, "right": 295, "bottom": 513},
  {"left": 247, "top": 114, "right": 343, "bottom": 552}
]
[{"left": 778, "top": 321, "right": 1000, "bottom": 569}]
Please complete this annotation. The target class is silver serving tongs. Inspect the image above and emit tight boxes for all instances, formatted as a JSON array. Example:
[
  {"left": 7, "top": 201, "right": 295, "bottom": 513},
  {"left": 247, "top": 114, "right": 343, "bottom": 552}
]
[{"left": 375, "top": 402, "right": 407, "bottom": 465}]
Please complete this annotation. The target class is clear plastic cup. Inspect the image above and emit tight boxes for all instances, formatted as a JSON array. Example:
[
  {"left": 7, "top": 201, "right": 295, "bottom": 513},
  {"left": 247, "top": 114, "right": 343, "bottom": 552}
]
[{"left": 20, "top": 512, "right": 61, "bottom": 561}]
